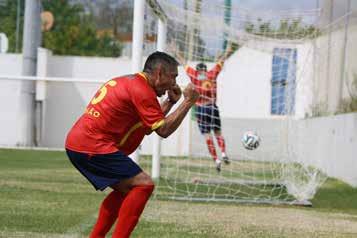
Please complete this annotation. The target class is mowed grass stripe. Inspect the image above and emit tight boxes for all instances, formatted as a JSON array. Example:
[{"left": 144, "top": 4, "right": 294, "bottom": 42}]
[{"left": 0, "top": 149, "right": 102, "bottom": 235}]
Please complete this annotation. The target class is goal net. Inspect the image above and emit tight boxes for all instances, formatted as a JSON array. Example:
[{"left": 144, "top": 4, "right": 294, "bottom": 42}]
[{"left": 139, "top": 0, "right": 352, "bottom": 205}]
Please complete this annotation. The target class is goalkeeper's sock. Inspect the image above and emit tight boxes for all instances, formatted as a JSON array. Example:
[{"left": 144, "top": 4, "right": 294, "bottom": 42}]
[
  {"left": 90, "top": 190, "right": 124, "bottom": 238},
  {"left": 112, "top": 184, "right": 154, "bottom": 238},
  {"left": 206, "top": 136, "right": 218, "bottom": 161},
  {"left": 216, "top": 135, "right": 226, "bottom": 153}
]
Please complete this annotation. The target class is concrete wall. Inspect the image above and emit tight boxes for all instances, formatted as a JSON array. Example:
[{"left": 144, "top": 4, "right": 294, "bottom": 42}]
[
  {"left": 292, "top": 113, "right": 357, "bottom": 186},
  {"left": 0, "top": 53, "right": 24, "bottom": 146}
]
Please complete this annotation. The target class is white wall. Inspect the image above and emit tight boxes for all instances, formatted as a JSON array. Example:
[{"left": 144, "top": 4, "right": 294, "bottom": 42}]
[
  {"left": 292, "top": 113, "right": 357, "bottom": 186},
  {"left": 0, "top": 54, "right": 24, "bottom": 146},
  {"left": 47, "top": 55, "right": 132, "bottom": 79},
  {"left": 218, "top": 46, "right": 272, "bottom": 118},
  {"left": 0, "top": 53, "right": 22, "bottom": 75}
]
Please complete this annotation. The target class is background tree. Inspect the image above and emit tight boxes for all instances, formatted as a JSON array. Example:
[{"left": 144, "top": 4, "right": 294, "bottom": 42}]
[
  {"left": 0, "top": 0, "right": 24, "bottom": 53},
  {"left": 0, "top": 0, "right": 122, "bottom": 56},
  {"left": 91, "top": 0, "right": 133, "bottom": 38},
  {"left": 41, "top": 0, "right": 122, "bottom": 57},
  {"left": 244, "top": 18, "right": 320, "bottom": 40}
]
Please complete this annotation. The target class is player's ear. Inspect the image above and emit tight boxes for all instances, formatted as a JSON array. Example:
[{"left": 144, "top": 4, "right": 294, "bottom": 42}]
[
  {"left": 158, "top": 63, "right": 168, "bottom": 80},
  {"left": 156, "top": 64, "right": 164, "bottom": 78},
  {"left": 152, "top": 64, "right": 161, "bottom": 82}
]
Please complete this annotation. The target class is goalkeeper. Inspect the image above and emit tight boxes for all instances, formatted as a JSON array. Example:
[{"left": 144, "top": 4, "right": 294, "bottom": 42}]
[
  {"left": 65, "top": 51, "right": 199, "bottom": 238},
  {"left": 175, "top": 45, "right": 233, "bottom": 172}
]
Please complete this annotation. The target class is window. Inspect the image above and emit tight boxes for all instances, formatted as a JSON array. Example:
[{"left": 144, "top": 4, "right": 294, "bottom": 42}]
[{"left": 271, "top": 48, "right": 297, "bottom": 115}]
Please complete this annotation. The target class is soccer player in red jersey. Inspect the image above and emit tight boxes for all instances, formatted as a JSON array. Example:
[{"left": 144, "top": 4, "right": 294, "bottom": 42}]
[
  {"left": 65, "top": 51, "right": 199, "bottom": 238},
  {"left": 175, "top": 46, "right": 233, "bottom": 172}
]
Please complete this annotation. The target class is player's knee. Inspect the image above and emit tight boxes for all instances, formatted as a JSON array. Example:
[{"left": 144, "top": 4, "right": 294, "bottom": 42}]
[
  {"left": 142, "top": 176, "right": 155, "bottom": 187},
  {"left": 135, "top": 172, "right": 155, "bottom": 186},
  {"left": 136, "top": 175, "right": 155, "bottom": 195}
]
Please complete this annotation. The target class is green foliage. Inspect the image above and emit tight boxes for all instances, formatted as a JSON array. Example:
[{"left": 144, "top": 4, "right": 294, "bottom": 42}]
[
  {"left": 230, "top": 42, "right": 240, "bottom": 52},
  {"left": 0, "top": 0, "right": 24, "bottom": 53},
  {"left": 0, "top": 0, "right": 122, "bottom": 56},
  {"left": 336, "top": 73, "right": 357, "bottom": 114},
  {"left": 338, "top": 98, "right": 357, "bottom": 114},
  {"left": 41, "top": 0, "right": 122, "bottom": 57},
  {"left": 308, "top": 102, "right": 330, "bottom": 118},
  {"left": 308, "top": 73, "right": 357, "bottom": 117},
  {"left": 245, "top": 22, "right": 254, "bottom": 33},
  {"left": 245, "top": 18, "right": 321, "bottom": 40}
]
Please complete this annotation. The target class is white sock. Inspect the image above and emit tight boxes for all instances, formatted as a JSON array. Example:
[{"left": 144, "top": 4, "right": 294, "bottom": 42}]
[
  {"left": 222, "top": 152, "right": 227, "bottom": 158},
  {"left": 215, "top": 159, "right": 221, "bottom": 165}
]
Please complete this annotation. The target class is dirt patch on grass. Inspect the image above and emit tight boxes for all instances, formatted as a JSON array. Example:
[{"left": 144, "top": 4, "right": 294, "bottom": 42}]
[{"left": 143, "top": 200, "right": 357, "bottom": 238}]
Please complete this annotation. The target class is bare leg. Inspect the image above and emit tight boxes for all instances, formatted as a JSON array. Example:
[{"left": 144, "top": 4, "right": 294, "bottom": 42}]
[
  {"left": 204, "top": 133, "right": 221, "bottom": 172},
  {"left": 214, "top": 129, "right": 230, "bottom": 164}
]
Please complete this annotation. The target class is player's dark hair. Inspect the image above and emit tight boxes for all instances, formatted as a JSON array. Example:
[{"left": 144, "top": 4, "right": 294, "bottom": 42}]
[
  {"left": 143, "top": 51, "right": 179, "bottom": 74},
  {"left": 196, "top": 62, "right": 207, "bottom": 71}
]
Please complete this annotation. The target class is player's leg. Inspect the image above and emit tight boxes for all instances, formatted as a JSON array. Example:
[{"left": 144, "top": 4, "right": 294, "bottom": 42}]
[
  {"left": 204, "top": 133, "right": 221, "bottom": 172},
  {"left": 111, "top": 172, "right": 154, "bottom": 238},
  {"left": 90, "top": 190, "right": 125, "bottom": 238},
  {"left": 66, "top": 149, "right": 149, "bottom": 238},
  {"left": 196, "top": 105, "right": 220, "bottom": 171},
  {"left": 213, "top": 104, "right": 230, "bottom": 164},
  {"left": 90, "top": 172, "right": 153, "bottom": 238}
]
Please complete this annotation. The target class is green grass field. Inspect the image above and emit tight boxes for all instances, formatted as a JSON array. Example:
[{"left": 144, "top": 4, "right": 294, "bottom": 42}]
[{"left": 1, "top": 148, "right": 357, "bottom": 238}]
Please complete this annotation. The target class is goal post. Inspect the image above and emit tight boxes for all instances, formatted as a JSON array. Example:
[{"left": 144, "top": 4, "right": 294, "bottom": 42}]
[{"left": 151, "top": 18, "right": 167, "bottom": 179}]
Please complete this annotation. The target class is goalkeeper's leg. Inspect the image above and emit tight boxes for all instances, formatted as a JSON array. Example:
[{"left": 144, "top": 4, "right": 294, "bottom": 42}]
[
  {"left": 205, "top": 134, "right": 221, "bottom": 172},
  {"left": 213, "top": 105, "right": 230, "bottom": 164},
  {"left": 214, "top": 130, "right": 230, "bottom": 164},
  {"left": 196, "top": 105, "right": 221, "bottom": 172}
]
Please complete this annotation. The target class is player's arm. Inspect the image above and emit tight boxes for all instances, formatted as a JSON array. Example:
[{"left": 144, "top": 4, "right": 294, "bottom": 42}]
[
  {"left": 216, "top": 43, "right": 234, "bottom": 66},
  {"left": 155, "top": 84, "right": 199, "bottom": 138}
]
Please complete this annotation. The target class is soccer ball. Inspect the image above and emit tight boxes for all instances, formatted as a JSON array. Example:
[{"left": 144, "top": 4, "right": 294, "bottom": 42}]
[{"left": 242, "top": 131, "right": 261, "bottom": 150}]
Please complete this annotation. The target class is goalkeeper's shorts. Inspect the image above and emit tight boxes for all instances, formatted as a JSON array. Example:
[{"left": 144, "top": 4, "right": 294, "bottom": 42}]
[
  {"left": 195, "top": 103, "right": 222, "bottom": 134},
  {"left": 66, "top": 149, "right": 142, "bottom": 191}
]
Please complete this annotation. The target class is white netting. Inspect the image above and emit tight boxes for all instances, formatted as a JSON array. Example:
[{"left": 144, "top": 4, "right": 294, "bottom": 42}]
[
  {"left": 141, "top": 1, "right": 355, "bottom": 205},
  {"left": 0, "top": 0, "right": 354, "bottom": 205}
]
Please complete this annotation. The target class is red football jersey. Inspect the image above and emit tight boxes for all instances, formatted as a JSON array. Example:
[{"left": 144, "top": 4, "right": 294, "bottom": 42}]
[
  {"left": 185, "top": 63, "right": 222, "bottom": 105},
  {"left": 65, "top": 73, "right": 165, "bottom": 155}
]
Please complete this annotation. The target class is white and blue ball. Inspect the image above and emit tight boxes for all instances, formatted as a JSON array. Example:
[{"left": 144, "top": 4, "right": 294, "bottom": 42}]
[{"left": 242, "top": 131, "right": 261, "bottom": 150}]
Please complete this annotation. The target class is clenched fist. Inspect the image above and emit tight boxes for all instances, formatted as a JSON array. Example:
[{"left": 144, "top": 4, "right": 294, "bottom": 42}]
[
  {"left": 168, "top": 84, "right": 182, "bottom": 104},
  {"left": 183, "top": 83, "right": 199, "bottom": 103}
]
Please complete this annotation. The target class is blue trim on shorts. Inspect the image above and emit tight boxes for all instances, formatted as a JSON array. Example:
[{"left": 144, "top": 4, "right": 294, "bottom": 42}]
[
  {"left": 66, "top": 149, "right": 142, "bottom": 191},
  {"left": 195, "top": 103, "right": 222, "bottom": 134}
]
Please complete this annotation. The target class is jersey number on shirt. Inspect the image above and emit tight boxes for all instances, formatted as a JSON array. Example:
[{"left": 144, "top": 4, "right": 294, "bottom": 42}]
[{"left": 91, "top": 80, "right": 117, "bottom": 105}]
